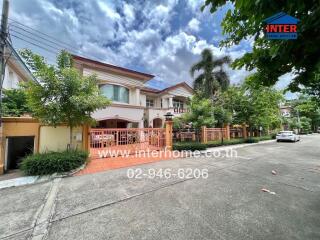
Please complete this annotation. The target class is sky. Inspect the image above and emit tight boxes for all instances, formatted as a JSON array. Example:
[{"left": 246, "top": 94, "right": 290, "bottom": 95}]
[{"left": 4, "top": 0, "right": 294, "bottom": 96}]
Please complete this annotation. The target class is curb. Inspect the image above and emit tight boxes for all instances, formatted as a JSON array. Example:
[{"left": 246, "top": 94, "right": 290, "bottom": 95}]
[
  {"left": 203, "top": 139, "right": 276, "bottom": 153},
  {"left": 0, "top": 163, "right": 86, "bottom": 190}
]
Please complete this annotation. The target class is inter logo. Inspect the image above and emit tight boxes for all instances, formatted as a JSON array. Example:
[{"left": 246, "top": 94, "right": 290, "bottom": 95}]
[{"left": 264, "top": 12, "right": 300, "bottom": 40}]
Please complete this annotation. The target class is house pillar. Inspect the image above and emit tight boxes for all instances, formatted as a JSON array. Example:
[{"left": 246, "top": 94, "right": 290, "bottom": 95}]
[
  {"left": 201, "top": 126, "right": 207, "bottom": 144},
  {"left": 135, "top": 88, "right": 140, "bottom": 106},
  {"left": 168, "top": 97, "right": 173, "bottom": 108},
  {"left": 165, "top": 120, "right": 173, "bottom": 150}
]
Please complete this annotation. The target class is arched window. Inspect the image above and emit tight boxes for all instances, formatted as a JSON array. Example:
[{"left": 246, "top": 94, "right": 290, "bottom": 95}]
[{"left": 100, "top": 84, "right": 129, "bottom": 103}]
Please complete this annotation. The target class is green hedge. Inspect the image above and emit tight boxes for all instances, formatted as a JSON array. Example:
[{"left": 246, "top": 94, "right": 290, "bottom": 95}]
[
  {"left": 173, "top": 142, "right": 207, "bottom": 151},
  {"left": 20, "top": 150, "right": 88, "bottom": 176},
  {"left": 244, "top": 138, "right": 259, "bottom": 143},
  {"left": 206, "top": 138, "right": 245, "bottom": 147},
  {"left": 172, "top": 136, "right": 274, "bottom": 151},
  {"left": 257, "top": 135, "right": 273, "bottom": 141}
]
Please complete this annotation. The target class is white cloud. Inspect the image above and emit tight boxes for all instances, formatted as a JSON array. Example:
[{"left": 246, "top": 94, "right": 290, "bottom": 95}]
[
  {"left": 97, "top": 0, "right": 120, "bottom": 21},
  {"left": 187, "top": 18, "right": 201, "bottom": 32},
  {"left": 123, "top": 3, "right": 135, "bottom": 25},
  {"left": 9, "top": 0, "right": 252, "bottom": 88}
]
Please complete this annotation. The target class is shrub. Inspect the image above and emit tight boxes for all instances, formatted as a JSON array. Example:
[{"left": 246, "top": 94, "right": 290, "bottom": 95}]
[
  {"left": 173, "top": 142, "right": 207, "bottom": 151},
  {"left": 258, "top": 135, "right": 273, "bottom": 141},
  {"left": 244, "top": 138, "right": 259, "bottom": 143},
  {"left": 20, "top": 150, "right": 88, "bottom": 176},
  {"left": 206, "top": 138, "right": 245, "bottom": 148}
]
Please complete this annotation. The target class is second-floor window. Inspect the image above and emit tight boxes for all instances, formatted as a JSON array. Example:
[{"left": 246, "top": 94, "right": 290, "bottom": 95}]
[
  {"left": 100, "top": 84, "right": 129, "bottom": 104},
  {"left": 173, "top": 99, "right": 184, "bottom": 109},
  {"left": 146, "top": 98, "right": 154, "bottom": 107}
]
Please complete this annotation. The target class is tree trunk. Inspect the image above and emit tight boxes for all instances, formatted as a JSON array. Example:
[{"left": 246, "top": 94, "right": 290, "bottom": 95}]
[{"left": 68, "top": 126, "right": 73, "bottom": 150}]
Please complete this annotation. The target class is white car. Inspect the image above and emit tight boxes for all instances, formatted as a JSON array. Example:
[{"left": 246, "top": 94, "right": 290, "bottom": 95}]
[{"left": 276, "top": 131, "right": 300, "bottom": 142}]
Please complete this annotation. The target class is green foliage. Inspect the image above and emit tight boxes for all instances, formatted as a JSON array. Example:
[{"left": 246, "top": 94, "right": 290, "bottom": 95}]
[
  {"left": 244, "top": 138, "right": 259, "bottom": 143},
  {"left": 20, "top": 150, "right": 88, "bottom": 176},
  {"left": 2, "top": 89, "right": 31, "bottom": 116},
  {"left": 258, "top": 135, "right": 273, "bottom": 141},
  {"left": 222, "top": 74, "right": 283, "bottom": 131},
  {"left": 206, "top": 138, "right": 245, "bottom": 147},
  {"left": 183, "top": 95, "right": 216, "bottom": 129},
  {"left": 213, "top": 105, "right": 232, "bottom": 127},
  {"left": 173, "top": 142, "right": 207, "bottom": 151},
  {"left": 291, "top": 95, "right": 320, "bottom": 131},
  {"left": 190, "top": 48, "right": 231, "bottom": 99},
  {"left": 287, "top": 117, "right": 301, "bottom": 130},
  {"left": 173, "top": 116, "right": 186, "bottom": 129},
  {"left": 20, "top": 49, "right": 110, "bottom": 146},
  {"left": 202, "top": 1, "right": 320, "bottom": 96},
  {"left": 173, "top": 136, "right": 272, "bottom": 151},
  {"left": 299, "top": 116, "right": 312, "bottom": 133}
]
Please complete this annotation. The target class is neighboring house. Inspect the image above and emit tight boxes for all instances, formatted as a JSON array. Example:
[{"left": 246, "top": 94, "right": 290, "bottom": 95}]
[
  {"left": 72, "top": 55, "right": 193, "bottom": 128},
  {"left": 2, "top": 43, "right": 35, "bottom": 90},
  {"left": 0, "top": 44, "right": 37, "bottom": 174},
  {"left": 280, "top": 105, "right": 292, "bottom": 118}
]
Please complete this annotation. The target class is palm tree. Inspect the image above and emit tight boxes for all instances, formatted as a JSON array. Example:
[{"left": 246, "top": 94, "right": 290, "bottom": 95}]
[{"left": 190, "top": 48, "right": 231, "bottom": 99}]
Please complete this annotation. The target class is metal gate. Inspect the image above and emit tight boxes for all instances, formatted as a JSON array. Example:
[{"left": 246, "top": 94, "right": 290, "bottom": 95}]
[{"left": 89, "top": 128, "right": 166, "bottom": 158}]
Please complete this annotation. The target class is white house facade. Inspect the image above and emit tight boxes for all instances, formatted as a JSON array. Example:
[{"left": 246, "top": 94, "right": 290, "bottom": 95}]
[
  {"left": 2, "top": 43, "right": 35, "bottom": 90},
  {"left": 73, "top": 55, "right": 193, "bottom": 128}
]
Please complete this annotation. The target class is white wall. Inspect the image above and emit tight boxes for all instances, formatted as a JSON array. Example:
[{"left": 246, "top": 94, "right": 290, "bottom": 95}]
[
  {"left": 2, "top": 65, "right": 20, "bottom": 89},
  {"left": 93, "top": 106, "right": 144, "bottom": 127},
  {"left": 168, "top": 86, "right": 192, "bottom": 98},
  {"left": 140, "top": 94, "right": 146, "bottom": 107}
]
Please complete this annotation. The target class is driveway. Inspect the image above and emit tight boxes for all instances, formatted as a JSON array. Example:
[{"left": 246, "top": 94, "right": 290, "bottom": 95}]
[{"left": 1, "top": 135, "right": 320, "bottom": 240}]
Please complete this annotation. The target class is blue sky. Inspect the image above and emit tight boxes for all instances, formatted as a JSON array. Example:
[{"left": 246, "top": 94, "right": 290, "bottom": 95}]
[{"left": 5, "top": 0, "right": 294, "bottom": 96}]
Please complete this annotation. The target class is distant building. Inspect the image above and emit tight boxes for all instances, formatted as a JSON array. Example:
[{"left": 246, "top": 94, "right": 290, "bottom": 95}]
[{"left": 279, "top": 105, "right": 292, "bottom": 118}]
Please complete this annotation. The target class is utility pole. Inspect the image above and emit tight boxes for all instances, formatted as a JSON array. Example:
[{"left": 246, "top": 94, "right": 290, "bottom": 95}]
[{"left": 0, "top": 0, "right": 9, "bottom": 127}]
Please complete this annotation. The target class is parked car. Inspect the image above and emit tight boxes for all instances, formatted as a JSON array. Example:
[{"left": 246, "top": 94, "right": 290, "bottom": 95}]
[
  {"left": 276, "top": 131, "right": 300, "bottom": 142},
  {"left": 317, "top": 127, "right": 320, "bottom": 133}
]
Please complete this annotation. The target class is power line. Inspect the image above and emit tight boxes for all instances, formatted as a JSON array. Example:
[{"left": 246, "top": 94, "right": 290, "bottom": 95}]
[
  {"left": 9, "top": 24, "right": 79, "bottom": 53},
  {"left": 10, "top": 34, "right": 59, "bottom": 55},
  {"left": 8, "top": 17, "right": 75, "bottom": 49},
  {"left": 7, "top": 18, "right": 113, "bottom": 67},
  {"left": 10, "top": 29, "right": 65, "bottom": 52}
]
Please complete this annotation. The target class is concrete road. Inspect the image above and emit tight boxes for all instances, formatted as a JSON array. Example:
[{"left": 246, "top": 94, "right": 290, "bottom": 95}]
[{"left": 1, "top": 135, "right": 320, "bottom": 240}]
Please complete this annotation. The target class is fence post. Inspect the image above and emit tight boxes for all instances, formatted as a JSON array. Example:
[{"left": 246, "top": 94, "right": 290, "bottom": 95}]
[
  {"left": 201, "top": 126, "right": 207, "bottom": 144},
  {"left": 82, "top": 124, "right": 90, "bottom": 151},
  {"left": 242, "top": 124, "right": 248, "bottom": 139},
  {"left": 225, "top": 124, "right": 230, "bottom": 140},
  {"left": 165, "top": 120, "right": 173, "bottom": 150}
]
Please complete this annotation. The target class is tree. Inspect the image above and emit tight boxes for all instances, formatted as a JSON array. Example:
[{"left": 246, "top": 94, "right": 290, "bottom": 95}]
[
  {"left": 190, "top": 48, "right": 231, "bottom": 99},
  {"left": 222, "top": 74, "right": 283, "bottom": 134},
  {"left": 291, "top": 95, "right": 320, "bottom": 131},
  {"left": 2, "top": 89, "right": 30, "bottom": 116},
  {"left": 21, "top": 49, "right": 111, "bottom": 148},
  {"left": 202, "top": 1, "right": 320, "bottom": 94},
  {"left": 287, "top": 117, "right": 300, "bottom": 131},
  {"left": 183, "top": 95, "right": 216, "bottom": 129},
  {"left": 299, "top": 116, "right": 312, "bottom": 133}
]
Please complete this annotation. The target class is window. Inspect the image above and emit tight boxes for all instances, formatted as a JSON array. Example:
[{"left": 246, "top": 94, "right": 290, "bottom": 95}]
[
  {"left": 173, "top": 99, "right": 184, "bottom": 109},
  {"left": 100, "top": 84, "right": 129, "bottom": 103},
  {"left": 146, "top": 98, "right": 154, "bottom": 107}
]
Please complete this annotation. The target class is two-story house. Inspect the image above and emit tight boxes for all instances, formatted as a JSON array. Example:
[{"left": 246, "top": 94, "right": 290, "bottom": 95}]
[{"left": 72, "top": 55, "right": 193, "bottom": 129}]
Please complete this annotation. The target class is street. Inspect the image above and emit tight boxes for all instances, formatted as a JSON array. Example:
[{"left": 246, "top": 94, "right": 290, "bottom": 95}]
[{"left": 1, "top": 135, "right": 320, "bottom": 240}]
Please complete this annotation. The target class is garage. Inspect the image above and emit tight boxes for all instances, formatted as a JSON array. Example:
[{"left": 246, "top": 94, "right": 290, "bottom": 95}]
[{"left": 6, "top": 136, "right": 35, "bottom": 170}]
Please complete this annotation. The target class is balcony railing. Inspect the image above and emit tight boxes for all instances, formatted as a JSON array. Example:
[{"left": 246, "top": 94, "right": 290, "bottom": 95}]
[{"left": 173, "top": 108, "right": 189, "bottom": 114}]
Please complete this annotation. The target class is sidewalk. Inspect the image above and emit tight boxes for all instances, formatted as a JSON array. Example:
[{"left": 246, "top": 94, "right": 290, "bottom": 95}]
[{"left": 76, "top": 151, "right": 179, "bottom": 176}]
